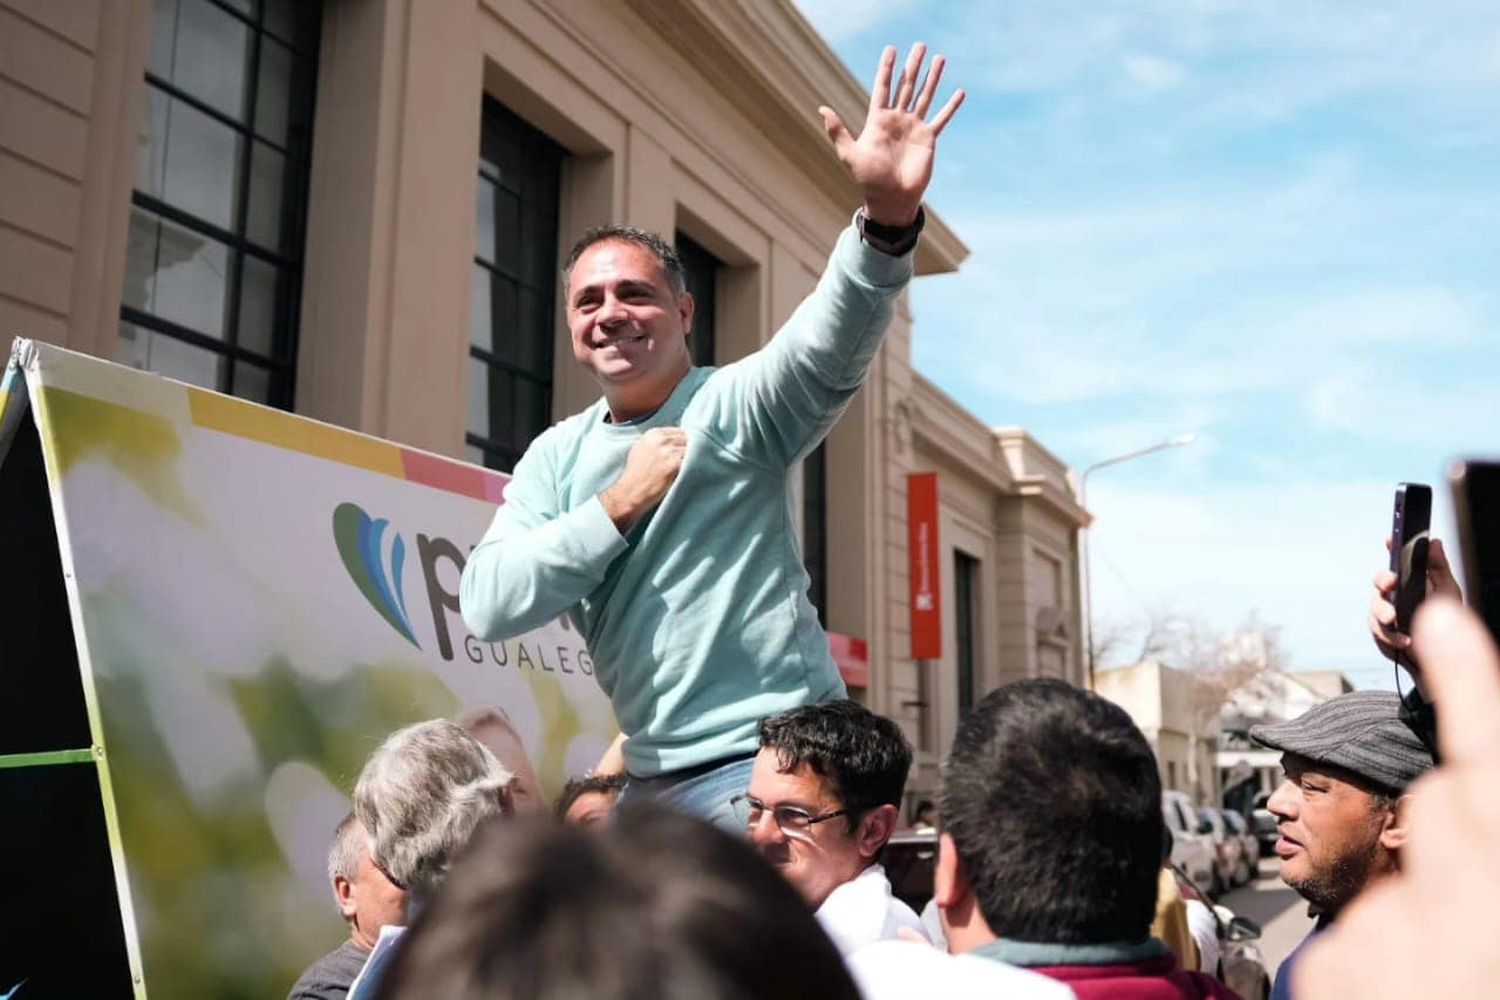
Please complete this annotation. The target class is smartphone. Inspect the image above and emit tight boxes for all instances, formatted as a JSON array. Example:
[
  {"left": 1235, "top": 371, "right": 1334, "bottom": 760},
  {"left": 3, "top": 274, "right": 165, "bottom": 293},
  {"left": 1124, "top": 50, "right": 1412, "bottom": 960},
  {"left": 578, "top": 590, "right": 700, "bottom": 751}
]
[
  {"left": 1390, "top": 483, "right": 1432, "bottom": 632},
  {"left": 1450, "top": 461, "right": 1500, "bottom": 646}
]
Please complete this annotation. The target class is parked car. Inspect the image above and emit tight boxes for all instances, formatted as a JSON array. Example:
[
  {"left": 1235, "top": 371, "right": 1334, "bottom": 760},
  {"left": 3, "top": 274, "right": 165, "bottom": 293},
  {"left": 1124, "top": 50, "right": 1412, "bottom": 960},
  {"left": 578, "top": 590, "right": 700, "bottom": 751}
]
[
  {"left": 889, "top": 824, "right": 1271, "bottom": 1000},
  {"left": 1219, "top": 809, "right": 1260, "bottom": 883},
  {"left": 883, "top": 828, "right": 939, "bottom": 914},
  {"left": 1172, "top": 867, "right": 1273, "bottom": 1000},
  {"left": 1163, "top": 791, "right": 1216, "bottom": 889},
  {"left": 1242, "top": 790, "right": 1279, "bottom": 859},
  {"left": 1198, "top": 807, "right": 1240, "bottom": 893}
]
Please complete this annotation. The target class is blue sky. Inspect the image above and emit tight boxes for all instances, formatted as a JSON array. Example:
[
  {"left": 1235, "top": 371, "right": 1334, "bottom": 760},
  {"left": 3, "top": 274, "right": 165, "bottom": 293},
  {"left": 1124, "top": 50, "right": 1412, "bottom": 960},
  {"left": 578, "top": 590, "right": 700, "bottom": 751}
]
[{"left": 796, "top": 1, "right": 1500, "bottom": 687}]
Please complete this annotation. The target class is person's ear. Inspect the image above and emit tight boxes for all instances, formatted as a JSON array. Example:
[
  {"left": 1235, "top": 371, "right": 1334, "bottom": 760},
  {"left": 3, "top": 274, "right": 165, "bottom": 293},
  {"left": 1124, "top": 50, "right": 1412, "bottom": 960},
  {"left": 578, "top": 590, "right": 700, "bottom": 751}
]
[
  {"left": 333, "top": 874, "right": 356, "bottom": 921},
  {"left": 677, "top": 290, "right": 695, "bottom": 336},
  {"left": 933, "top": 832, "right": 968, "bottom": 909},
  {"left": 1380, "top": 794, "right": 1412, "bottom": 852},
  {"left": 856, "top": 804, "right": 899, "bottom": 860}
]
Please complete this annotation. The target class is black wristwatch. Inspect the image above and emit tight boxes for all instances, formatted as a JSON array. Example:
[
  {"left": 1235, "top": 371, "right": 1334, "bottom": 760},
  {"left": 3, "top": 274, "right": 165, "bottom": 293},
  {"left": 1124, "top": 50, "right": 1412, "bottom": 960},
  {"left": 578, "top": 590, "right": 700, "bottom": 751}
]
[{"left": 855, "top": 206, "right": 925, "bottom": 257}]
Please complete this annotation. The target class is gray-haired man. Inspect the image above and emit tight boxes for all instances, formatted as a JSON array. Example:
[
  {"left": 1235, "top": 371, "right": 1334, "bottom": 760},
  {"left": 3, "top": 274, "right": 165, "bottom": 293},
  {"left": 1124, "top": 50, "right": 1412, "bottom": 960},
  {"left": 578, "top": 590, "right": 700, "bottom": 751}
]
[
  {"left": 288, "top": 814, "right": 406, "bottom": 1000},
  {"left": 1253, "top": 689, "right": 1434, "bottom": 1000}
]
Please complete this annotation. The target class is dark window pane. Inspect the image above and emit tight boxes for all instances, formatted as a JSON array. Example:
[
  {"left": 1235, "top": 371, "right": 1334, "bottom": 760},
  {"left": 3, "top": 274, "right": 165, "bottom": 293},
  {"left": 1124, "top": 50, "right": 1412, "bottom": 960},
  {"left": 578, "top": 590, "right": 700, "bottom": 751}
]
[
  {"left": 237, "top": 254, "right": 280, "bottom": 356},
  {"left": 125, "top": 208, "right": 231, "bottom": 339},
  {"left": 117, "top": 320, "right": 225, "bottom": 390},
  {"left": 493, "top": 188, "right": 521, "bottom": 277},
  {"left": 167, "top": 0, "right": 253, "bottom": 121},
  {"left": 253, "top": 36, "right": 293, "bottom": 146},
  {"left": 514, "top": 378, "right": 547, "bottom": 445},
  {"left": 246, "top": 140, "right": 287, "bottom": 251},
  {"left": 467, "top": 358, "right": 491, "bottom": 441},
  {"left": 136, "top": 86, "right": 169, "bottom": 197},
  {"left": 955, "top": 551, "right": 980, "bottom": 715},
  {"left": 470, "top": 265, "right": 492, "bottom": 351},
  {"left": 149, "top": 0, "right": 179, "bottom": 79},
  {"left": 516, "top": 286, "right": 549, "bottom": 376},
  {"left": 475, "top": 176, "right": 496, "bottom": 265},
  {"left": 263, "top": 0, "right": 319, "bottom": 51},
  {"left": 232, "top": 360, "right": 272, "bottom": 403},
  {"left": 471, "top": 100, "right": 564, "bottom": 461},
  {"left": 122, "top": 209, "right": 161, "bottom": 315},
  {"left": 154, "top": 87, "right": 245, "bottom": 230},
  {"left": 678, "top": 234, "right": 719, "bottom": 367}
]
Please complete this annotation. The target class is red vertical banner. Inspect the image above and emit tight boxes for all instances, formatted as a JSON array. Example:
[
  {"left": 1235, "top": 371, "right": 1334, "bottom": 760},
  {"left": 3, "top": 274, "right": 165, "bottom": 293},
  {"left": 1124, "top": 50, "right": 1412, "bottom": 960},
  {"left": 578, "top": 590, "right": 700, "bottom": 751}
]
[{"left": 907, "top": 472, "right": 942, "bottom": 659}]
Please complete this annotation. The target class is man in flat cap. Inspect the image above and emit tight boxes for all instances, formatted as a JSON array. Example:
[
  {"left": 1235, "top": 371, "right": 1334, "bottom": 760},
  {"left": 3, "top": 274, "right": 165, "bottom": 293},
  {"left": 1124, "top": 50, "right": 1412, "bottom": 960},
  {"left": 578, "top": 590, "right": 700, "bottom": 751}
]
[{"left": 1252, "top": 689, "right": 1434, "bottom": 1000}]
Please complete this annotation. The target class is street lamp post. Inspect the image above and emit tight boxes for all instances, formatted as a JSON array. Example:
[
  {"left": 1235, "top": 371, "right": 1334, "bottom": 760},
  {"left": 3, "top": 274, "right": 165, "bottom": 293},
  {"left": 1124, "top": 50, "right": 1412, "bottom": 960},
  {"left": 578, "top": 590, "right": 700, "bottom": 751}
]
[{"left": 1079, "top": 433, "right": 1197, "bottom": 690}]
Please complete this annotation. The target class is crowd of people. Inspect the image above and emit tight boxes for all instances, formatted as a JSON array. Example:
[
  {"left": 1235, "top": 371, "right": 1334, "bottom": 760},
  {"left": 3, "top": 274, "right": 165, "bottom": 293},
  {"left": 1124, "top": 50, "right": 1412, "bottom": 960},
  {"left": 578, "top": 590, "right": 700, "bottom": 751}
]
[
  {"left": 288, "top": 579, "right": 1500, "bottom": 1000},
  {"left": 284, "top": 42, "right": 1500, "bottom": 999}
]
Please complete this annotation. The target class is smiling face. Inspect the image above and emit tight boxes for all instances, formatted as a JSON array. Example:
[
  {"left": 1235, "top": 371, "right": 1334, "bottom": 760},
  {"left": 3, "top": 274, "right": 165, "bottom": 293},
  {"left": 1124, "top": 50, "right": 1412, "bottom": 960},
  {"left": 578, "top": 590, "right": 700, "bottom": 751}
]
[
  {"left": 566, "top": 239, "right": 693, "bottom": 420},
  {"left": 744, "top": 750, "right": 875, "bottom": 910},
  {"left": 1267, "top": 752, "right": 1399, "bottom": 915}
]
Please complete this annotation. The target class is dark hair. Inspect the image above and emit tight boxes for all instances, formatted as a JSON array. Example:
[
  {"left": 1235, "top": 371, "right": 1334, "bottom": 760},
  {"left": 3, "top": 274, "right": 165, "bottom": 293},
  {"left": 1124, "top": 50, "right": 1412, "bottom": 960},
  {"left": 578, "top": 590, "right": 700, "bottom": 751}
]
[
  {"left": 940, "top": 678, "right": 1164, "bottom": 945},
  {"left": 376, "top": 802, "right": 860, "bottom": 1000},
  {"left": 564, "top": 225, "right": 686, "bottom": 296},
  {"left": 554, "top": 773, "right": 627, "bottom": 820},
  {"left": 757, "top": 700, "right": 912, "bottom": 829}
]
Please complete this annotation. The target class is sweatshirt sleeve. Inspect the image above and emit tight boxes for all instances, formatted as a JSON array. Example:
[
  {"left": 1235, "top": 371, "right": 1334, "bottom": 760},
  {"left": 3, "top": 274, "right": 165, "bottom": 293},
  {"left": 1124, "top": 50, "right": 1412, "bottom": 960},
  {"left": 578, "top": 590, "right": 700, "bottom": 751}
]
[
  {"left": 459, "top": 430, "right": 628, "bottom": 641},
  {"left": 698, "top": 225, "right": 913, "bottom": 468}
]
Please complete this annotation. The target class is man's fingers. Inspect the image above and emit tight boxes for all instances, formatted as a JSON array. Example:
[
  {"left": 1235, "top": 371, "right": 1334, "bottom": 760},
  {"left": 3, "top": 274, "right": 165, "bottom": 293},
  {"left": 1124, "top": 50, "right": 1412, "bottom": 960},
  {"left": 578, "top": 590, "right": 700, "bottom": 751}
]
[
  {"left": 819, "top": 107, "right": 854, "bottom": 154},
  {"left": 868, "top": 46, "right": 896, "bottom": 116},
  {"left": 913, "top": 55, "right": 945, "bottom": 118},
  {"left": 894, "top": 42, "right": 926, "bottom": 110},
  {"left": 1411, "top": 597, "right": 1500, "bottom": 766},
  {"left": 1374, "top": 568, "right": 1396, "bottom": 592},
  {"left": 1371, "top": 593, "right": 1398, "bottom": 628},
  {"left": 929, "top": 88, "right": 966, "bottom": 135}
]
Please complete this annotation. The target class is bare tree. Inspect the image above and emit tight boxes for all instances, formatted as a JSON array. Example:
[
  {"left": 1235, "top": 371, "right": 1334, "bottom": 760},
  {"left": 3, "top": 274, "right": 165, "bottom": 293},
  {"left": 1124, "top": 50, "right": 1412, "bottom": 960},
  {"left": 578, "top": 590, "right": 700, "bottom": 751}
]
[{"left": 1169, "top": 612, "right": 1286, "bottom": 803}]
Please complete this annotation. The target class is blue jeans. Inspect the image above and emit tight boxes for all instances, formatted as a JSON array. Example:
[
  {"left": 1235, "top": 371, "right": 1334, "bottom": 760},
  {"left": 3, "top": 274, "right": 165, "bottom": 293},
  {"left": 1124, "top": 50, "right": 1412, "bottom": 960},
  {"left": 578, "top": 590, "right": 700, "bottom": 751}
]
[{"left": 620, "top": 754, "right": 754, "bottom": 836}]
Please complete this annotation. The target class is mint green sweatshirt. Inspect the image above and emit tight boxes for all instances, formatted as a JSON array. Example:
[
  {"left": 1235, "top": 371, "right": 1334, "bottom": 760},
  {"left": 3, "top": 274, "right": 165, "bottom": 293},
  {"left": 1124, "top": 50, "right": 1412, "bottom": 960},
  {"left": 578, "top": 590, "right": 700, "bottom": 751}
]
[{"left": 459, "top": 225, "right": 913, "bottom": 777}]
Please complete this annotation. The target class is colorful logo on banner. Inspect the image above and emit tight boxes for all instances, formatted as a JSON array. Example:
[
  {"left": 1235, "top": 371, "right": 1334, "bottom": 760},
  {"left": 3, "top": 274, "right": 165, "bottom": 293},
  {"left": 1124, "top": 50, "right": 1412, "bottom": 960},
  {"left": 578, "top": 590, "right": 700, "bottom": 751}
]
[
  {"left": 907, "top": 472, "right": 942, "bottom": 659},
  {"left": 333, "top": 502, "right": 419, "bottom": 647}
]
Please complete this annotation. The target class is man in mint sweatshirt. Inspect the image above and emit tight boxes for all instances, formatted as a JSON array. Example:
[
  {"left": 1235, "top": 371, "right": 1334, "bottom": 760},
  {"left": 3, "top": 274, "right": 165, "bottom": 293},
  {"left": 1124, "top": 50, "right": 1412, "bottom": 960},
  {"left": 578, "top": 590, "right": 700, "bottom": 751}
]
[{"left": 459, "top": 44, "right": 964, "bottom": 830}]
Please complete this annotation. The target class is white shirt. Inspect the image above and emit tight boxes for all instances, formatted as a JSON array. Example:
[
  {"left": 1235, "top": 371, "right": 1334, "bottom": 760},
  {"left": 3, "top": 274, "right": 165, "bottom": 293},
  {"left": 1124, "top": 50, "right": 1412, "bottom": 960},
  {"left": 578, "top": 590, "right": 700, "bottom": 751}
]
[
  {"left": 1185, "top": 899, "right": 1221, "bottom": 974},
  {"left": 815, "top": 864, "right": 930, "bottom": 955},
  {"left": 847, "top": 940, "right": 1074, "bottom": 1000}
]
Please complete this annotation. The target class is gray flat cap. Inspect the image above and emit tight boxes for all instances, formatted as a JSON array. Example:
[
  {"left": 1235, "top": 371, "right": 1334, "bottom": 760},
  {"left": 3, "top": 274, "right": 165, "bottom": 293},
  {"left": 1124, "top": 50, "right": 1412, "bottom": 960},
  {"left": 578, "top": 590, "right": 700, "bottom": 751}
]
[{"left": 1250, "top": 689, "right": 1433, "bottom": 795}]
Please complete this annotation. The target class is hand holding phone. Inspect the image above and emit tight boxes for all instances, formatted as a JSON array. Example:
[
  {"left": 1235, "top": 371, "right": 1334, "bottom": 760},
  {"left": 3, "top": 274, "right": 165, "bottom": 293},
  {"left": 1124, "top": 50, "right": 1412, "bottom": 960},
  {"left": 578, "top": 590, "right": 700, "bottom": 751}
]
[{"left": 1391, "top": 483, "right": 1433, "bottom": 633}]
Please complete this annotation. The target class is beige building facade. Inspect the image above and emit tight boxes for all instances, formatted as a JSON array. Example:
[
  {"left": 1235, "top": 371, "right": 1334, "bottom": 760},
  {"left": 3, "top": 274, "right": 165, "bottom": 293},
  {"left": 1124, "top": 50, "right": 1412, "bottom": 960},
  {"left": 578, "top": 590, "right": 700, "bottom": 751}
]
[
  {"left": 0, "top": 0, "right": 1086, "bottom": 803},
  {"left": 1096, "top": 660, "right": 1221, "bottom": 806}
]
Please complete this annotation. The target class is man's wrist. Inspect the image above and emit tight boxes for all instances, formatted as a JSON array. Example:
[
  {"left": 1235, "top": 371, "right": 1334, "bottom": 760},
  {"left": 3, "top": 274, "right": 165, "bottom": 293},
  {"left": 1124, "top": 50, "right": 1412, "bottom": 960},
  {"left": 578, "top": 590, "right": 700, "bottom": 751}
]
[
  {"left": 856, "top": 206, "right": 925, "bottom": 256},
  {"left": 599, "top": 483, "right": 639, "bottom": 533}
]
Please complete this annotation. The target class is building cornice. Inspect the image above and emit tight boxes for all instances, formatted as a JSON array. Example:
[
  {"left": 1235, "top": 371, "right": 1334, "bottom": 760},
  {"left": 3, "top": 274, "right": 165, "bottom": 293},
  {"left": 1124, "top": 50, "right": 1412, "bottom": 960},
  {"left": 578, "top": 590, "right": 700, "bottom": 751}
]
[{"left": 620, "top": 0, "right": 969, "bottom": 276}]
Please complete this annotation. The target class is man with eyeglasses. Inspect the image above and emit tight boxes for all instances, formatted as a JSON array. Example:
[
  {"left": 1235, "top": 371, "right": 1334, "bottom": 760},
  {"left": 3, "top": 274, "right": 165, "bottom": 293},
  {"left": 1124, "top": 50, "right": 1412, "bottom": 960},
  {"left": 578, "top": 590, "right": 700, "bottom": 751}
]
[{"left": 733, "top": 700, "right": 926, "bottom": 955}]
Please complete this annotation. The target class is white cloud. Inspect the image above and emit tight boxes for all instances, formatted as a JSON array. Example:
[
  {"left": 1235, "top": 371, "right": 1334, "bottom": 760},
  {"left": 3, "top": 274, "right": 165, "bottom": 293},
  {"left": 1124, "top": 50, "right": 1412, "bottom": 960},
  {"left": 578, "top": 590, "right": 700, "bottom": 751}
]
[
  {"left": 1122, "top": 54, "right": 1187, "bottom": 92},
  {"left": 790, "top": 0, "right": 919, "bottom": 44}
]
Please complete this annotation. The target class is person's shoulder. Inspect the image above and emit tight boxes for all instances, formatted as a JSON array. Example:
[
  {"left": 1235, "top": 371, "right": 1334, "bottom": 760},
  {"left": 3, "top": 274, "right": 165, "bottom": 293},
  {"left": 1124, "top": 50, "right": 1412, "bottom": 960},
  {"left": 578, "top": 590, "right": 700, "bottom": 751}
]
[
  {"left": 287, "top": 939, "right": 369, "bottom": 999},
  {"left": 847, "top": 941, "right": 1073, "bottom": 1000}
]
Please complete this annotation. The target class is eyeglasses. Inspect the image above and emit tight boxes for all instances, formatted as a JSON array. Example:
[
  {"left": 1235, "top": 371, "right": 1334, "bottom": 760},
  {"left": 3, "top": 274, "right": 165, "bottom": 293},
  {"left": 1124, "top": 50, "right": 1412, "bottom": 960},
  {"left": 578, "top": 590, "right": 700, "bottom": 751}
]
[{"left": 729, "top": 793, "right": 849, "bottom": 838}]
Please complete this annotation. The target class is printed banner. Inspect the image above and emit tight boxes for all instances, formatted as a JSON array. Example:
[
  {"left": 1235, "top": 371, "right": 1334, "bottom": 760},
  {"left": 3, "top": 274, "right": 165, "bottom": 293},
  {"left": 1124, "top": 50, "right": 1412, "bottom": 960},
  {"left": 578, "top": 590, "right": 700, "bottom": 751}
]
[
  {"left": 907, "top": 471, "right": 942, "bottom": 659},
  {"left": 2, "top": 339, "right": 615, "bottom": 997}
]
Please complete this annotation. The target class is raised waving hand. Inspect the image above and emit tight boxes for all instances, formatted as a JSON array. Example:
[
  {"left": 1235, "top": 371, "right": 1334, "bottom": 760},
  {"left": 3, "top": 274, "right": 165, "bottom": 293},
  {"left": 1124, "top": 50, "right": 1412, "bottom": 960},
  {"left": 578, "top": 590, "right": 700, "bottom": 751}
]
[{"left": 820, "top": 43, "right": 965, "bottom": 227}]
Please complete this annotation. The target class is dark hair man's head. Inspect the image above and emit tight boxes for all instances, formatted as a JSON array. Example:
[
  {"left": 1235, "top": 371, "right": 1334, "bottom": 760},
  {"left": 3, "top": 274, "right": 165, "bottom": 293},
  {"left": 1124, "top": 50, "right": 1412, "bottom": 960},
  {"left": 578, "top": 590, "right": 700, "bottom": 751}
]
[
  {"left": 555, "top": 773, "right": 627, "bottom": 826},
  {"left": 935, "top": 678, "right": 1164, "bottom": 952},
  {"left": 379, "top": 803, "right": 861, "bottom": 1000},
  {"left": 563, "top": 226, "right": 695, "bottom": 422},
  {"left": 1252, "top": 690, "right": 1430, "bottom": 916},
  {"left": 742, "top": 700, "right": 912, "bottom": 908}
]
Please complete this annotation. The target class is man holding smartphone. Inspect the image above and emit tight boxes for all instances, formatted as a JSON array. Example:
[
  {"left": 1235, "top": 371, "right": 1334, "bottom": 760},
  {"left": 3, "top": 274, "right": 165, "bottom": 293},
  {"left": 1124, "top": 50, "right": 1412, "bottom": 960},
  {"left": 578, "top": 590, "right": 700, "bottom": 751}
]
[{"left": 1369, "top": 534, "right": 1463, "bottom": 756}]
